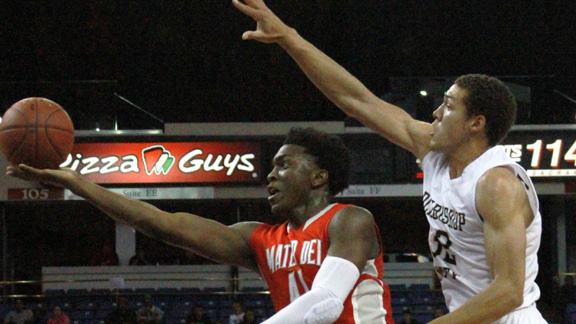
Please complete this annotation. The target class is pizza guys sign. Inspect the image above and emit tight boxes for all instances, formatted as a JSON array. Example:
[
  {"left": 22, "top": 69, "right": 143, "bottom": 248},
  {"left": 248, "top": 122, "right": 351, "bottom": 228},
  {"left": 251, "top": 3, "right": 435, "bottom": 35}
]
[{"left": 60, "top": 142, "right": 261, "bottom": 184}]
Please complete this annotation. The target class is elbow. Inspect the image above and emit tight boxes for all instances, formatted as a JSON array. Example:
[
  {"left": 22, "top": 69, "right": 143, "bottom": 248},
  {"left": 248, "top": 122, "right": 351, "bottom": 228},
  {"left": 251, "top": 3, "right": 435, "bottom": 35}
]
[
  {"left": 510, "top": 290, "right": 524, "bottom": 310},
  {"left": 500, "top": 283, "right": 524, "bottom": 312}
]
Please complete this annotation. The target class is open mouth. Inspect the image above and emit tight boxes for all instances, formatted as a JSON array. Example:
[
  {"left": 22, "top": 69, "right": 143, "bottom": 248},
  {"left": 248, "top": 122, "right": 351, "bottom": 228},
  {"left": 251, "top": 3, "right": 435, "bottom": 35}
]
[{"left": 267, "top": 186, "right": 280, "bottom": 202}]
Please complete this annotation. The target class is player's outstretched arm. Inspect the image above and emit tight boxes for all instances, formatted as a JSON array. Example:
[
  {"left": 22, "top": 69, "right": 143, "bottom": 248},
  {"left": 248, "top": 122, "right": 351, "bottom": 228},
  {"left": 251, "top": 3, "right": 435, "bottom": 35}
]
[
  {"left": 6, "top": 164, "right": 259, "bottom": 270},
  {"left": 233, "top": 0, "right": 432, "bottom": 160}
]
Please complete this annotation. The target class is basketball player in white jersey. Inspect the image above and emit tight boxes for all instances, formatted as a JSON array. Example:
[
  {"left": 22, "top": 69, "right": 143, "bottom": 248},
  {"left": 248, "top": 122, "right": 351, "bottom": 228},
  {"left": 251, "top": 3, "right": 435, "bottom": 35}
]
[{"left": 233, "top": 0, "right": 548, "bottom": 323}]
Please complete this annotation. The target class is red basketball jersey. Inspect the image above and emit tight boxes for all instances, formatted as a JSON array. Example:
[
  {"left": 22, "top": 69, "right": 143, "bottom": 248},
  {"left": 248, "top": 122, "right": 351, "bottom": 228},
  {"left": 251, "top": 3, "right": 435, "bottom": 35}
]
[{"left": 250, "top": 203, "right": 394, "bottom": 324}]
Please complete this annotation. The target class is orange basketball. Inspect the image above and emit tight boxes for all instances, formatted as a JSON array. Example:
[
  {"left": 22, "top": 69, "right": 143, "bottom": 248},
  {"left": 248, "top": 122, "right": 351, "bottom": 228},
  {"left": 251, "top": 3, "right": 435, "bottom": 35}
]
[{"left": 0, "top": 97, "right": 75, "bottom": 169}]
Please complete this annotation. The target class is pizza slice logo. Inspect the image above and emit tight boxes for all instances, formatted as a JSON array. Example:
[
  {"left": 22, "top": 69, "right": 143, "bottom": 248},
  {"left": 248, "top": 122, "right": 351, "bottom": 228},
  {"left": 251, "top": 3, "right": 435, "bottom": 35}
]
[{"left": 142, "top": 145, "right": 175, "bottom": 175}]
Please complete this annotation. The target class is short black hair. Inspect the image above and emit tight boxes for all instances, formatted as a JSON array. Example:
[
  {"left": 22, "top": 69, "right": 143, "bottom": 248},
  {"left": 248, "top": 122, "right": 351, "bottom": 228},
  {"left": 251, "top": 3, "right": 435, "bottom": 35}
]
[
  {"left": 455, "top": 74, "right": 517, "bottom": 146},
  {"left": 283, "top": 127, "right": 351, "bottom": 195}
]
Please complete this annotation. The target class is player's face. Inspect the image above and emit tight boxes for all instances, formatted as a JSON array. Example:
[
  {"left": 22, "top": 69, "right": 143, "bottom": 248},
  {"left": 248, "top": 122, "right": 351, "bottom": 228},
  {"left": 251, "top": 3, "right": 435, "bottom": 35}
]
[
  {"left": 267, "top": 145, "right": 317, "bottom": 216},
  {"left": 430, "top": 84, "right": 472, "bottom": 153}
]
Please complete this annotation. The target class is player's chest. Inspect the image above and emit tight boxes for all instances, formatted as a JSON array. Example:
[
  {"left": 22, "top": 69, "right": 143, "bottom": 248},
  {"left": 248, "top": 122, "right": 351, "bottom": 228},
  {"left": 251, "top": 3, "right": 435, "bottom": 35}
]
[{"left": 262, "top": 232, "right": 326, "bottom": 273}]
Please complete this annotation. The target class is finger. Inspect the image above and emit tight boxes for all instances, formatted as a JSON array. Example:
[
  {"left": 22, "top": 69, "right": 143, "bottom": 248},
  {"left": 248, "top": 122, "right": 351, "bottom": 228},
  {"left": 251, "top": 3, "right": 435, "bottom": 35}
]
[
  {"left": 18, "top": 164, "right": 36, "bottom": 171},
  {"left": 242, "top": 31, "right": 255, "bottom": 40},
  {"left": 232, "top": 0, "right": 260, "bottom": 18},
  {"left": 18, "top": 164, "right": 46, "bottom": 175},
  {"left": 242, "top": 31, "right": 269, "bottom": 41},
  {"left": 6, "top": 165, "right": 22, "bottom": 176}
]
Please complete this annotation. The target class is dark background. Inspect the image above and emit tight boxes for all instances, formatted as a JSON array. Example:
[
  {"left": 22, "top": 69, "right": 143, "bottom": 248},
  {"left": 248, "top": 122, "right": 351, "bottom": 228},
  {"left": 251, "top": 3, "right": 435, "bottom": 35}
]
[{"left": 0, "top": 0, "right": 575, "bottom": 129}]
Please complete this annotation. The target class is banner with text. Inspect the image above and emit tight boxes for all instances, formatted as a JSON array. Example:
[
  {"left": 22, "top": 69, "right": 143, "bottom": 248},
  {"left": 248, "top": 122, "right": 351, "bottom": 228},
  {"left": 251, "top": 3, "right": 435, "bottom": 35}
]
[{"left": 59, "top": 142, "right": 262, "bottom": 184}]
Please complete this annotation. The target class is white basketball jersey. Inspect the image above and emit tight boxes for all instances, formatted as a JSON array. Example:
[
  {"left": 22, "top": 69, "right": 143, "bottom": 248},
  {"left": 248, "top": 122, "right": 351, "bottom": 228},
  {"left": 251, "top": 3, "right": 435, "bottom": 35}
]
[{"left": 422, "top": 146, "right": 542, "bottom": 318}]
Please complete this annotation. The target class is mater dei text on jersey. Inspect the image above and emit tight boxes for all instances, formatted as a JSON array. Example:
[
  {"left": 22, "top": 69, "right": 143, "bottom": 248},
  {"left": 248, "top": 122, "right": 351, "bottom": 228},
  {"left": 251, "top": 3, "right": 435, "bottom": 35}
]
[{"left": 265, "top": 239, "right": 322, "bottom": 272}]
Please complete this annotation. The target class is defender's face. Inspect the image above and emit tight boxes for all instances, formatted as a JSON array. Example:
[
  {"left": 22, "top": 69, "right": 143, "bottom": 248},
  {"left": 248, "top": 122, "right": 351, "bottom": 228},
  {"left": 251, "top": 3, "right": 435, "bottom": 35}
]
[
  {"left": 430, "top": 84, "right": 471, "bottom": 153},
  {"left": 266, "top": 145, "right": 317, "bottom": 216}
]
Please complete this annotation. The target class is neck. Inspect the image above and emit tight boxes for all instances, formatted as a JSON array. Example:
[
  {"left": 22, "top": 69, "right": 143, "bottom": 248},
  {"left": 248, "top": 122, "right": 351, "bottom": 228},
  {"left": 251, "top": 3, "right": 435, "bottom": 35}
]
[
  {"left": 447, "top": 142, "right": 491, "bottom": 179},
  {"left": 288, "top": 196, "right": 331, "bottom": 228}
]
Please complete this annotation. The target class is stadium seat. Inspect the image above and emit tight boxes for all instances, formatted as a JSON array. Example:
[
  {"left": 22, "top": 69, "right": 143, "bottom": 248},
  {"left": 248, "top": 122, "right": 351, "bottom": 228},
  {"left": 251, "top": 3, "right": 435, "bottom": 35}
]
[
  {"left": 388, "top": 284, "right": 407, "bottom": 291},
  {"left": 75, "top": 301, "right": 99, "bottom": 311},
  {"left": 409, "top": 284, "right": 431, "bottom": 290},
  {"left": 413, "top": 313, "right": 434, "bottom": 323}
]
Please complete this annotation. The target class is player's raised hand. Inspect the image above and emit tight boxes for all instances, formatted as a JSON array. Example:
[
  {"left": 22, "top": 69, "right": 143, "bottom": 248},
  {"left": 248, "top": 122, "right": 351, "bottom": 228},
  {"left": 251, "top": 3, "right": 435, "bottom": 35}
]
[
  {"left": 6, "top": 164, "right": 79, "bottom": 188},
  {"left": 232, "top": 0, "right": 292, "bottom": 44}
]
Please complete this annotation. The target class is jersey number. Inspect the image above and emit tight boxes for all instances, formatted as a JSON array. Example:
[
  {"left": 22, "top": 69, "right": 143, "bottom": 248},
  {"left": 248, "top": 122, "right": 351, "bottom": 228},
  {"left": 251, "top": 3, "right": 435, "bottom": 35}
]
[
  {"left": 432, "top": 230, "right": 456, "bottom": 265},
  {"left": 288, "top": 269, "right": 310, "bottom": 302}
]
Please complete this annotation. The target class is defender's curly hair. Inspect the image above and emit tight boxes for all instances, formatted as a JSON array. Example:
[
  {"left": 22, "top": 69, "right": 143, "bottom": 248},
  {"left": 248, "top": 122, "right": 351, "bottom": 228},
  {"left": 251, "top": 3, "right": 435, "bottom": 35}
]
[
  {"left": 283, "top": 127, "right": 351, "bottom": 195},
  {"left": 455, "top": 74, "right": 517, "bottom": 146}
]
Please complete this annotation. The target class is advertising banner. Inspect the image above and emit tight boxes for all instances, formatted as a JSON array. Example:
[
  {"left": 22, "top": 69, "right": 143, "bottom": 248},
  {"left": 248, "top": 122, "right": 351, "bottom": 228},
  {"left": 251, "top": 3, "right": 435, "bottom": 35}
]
[{"left": 58, "top": 142, "right": 262, "bottom": 184}]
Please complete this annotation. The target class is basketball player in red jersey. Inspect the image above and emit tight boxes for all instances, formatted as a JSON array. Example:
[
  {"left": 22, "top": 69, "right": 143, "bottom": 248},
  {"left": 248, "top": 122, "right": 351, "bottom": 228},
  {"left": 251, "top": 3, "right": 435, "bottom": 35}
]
[{"left": 7, "top": 127, "right": 394, "bottom": 324}]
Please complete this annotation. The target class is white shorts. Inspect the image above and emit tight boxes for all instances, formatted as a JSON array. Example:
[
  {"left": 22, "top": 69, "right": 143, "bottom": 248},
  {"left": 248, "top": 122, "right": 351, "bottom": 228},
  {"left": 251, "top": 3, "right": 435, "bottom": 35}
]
[{"left": 493, "top": 304, "right": 548, "bottom": 324}]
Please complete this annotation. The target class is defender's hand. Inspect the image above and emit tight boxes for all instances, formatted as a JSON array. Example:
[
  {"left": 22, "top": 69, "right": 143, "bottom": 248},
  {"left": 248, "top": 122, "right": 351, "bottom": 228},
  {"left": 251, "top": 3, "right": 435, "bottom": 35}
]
[{"left": 232, "top": 0, "right": 293, "bottom": 43}]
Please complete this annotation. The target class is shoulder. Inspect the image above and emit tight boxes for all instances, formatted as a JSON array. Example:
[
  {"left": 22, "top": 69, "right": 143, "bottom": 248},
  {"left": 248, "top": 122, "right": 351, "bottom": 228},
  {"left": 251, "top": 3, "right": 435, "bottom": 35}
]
[
  {"left": 334, "top": 204, "right": 373, "bottom": 219},
  {"left": 330, "top": 205, "right": 374, "bottom": 233},
  {"left": 476, "top": 166, "right": 531, "bottom": 223},
  {"left": 477, "top": 166, "right": 522, "bottom": 196},
  {"left": 229, "top": 221, "right": 265, "bottom": 240}
]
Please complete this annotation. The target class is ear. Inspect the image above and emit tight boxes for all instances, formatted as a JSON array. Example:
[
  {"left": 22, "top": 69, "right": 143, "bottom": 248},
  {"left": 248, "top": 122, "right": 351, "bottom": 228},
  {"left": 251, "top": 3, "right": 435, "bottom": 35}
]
[
  {"left": 469, "top": 114, "right": 486, "bottom": 134},
  {"left": 311, "top": 169, "right": 329, "bottom": 188}
]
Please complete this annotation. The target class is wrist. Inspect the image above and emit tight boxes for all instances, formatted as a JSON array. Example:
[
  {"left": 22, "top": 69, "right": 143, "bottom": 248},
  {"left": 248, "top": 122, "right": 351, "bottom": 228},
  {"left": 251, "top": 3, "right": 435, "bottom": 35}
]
[{"left": 277, "top": 27, "right": 300, "bottom": 48}]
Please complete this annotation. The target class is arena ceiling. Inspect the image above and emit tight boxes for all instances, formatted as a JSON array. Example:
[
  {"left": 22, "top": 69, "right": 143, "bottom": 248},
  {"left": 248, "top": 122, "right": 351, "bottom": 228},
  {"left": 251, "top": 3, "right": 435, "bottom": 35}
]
[{"left": 0, "top": 0, "right": 574, "bottom": 129}]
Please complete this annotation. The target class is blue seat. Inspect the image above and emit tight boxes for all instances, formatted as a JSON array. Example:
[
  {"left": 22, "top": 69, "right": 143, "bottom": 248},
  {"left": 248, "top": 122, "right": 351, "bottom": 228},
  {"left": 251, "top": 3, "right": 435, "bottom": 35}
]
[
  {"left": 94, "top": 310, "right": 110, "bottom": 320},
  {"left": 391, "top": 296, "right": 409, "bottom": 306},
  {"left": 388, "top": 284, "right": 407, "bottom": 291},
  {"left": 166, "top": 319, "right": 186, "bottom": 324},
  {"left": 76, "top": 301, "right": 99, "bottom": 311},
  {"left": 413, "top": 304, "right": 434, "bottom": 314},
  {"left": 567, "top": 312, "right": 576, "bottom": 324},
  {"left": 245, "top": 299, "right": 267, "bottom": 308},
  {"left": 170, "top": 301, "right": 194, "bottom": 318},
  {"left": 45, "top": 289, "right": 66, "bottom": 296},
  {"left": 567, "top": 304, "right": 576, "bottom": 324},
  {"left": 115, "top": 288, "right": 134, "bottom": 295},
  {"left": 413, "top": 314, "right": 434, "bottom": 323},
  {"left": 60, "top": 302, "right": 73, "bottom": 311},
  {"left": 134, "top": 288, "right": 156, "bottom": 295},
  {"left": 202, "top": 299, "right": 219, "bottom": 309},
  {"left": 98, "top": 300, "right": 115, "bottom": 311},
  {"left": 69, "top": 310, "right": 94, "bottom": 320},
  {"left": 180, "top": 287, "right": 201, "bottom": 293},
  {"left": 251, "top": 307, "right": 267, "bottom": 318},
  {"left": 25, "top": 302, "right": 46, "bottom": 310},
  {"left": 90, "top": 288, "right": 111, "bottom": 296},
  {"left": 205, "top": 308, "right": 219, "bottom": 319},
  {"left": 68, "top": 288, "right": 90, "bottom": 296},
  {"left": 409, "top": 284, "right": 431, "bottom": 290},
  {"left": 157, "top": 288, "right": 180, "bottom": 294},
  {"left": 391, "top": 304, "right": 406, "bottom": 315},
  {"left": 409, "top": 293, "right": 435, "bottom": 305}
]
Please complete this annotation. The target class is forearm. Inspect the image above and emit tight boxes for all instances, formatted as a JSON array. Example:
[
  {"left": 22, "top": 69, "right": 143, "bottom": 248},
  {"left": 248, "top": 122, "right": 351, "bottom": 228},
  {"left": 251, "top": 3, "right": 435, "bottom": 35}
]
[
  {"left": 430, "top": 280, "right": 522, "bottom": 324},
  {"left": 263, "top": 256, "right": 359, "bottom": 324},
  {"left": 277, "top": 29, "right": 380, "bottom": 119},
  {"left": 276, "top": 29, "right": 425, "bottom": 153},
  {"left": 67, "top": 177, "right": 167, "bottom": 233},
  {"left": 66, "top": 176, "right": 255, "bottom": 266}
]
